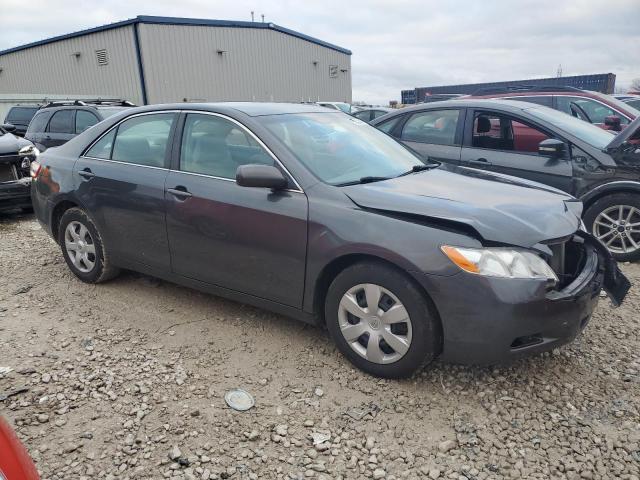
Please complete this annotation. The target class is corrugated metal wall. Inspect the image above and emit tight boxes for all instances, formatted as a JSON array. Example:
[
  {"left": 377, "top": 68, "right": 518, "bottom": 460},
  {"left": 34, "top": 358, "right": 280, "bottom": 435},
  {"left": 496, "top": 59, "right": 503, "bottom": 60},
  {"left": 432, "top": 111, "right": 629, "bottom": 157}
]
[
  {"left": 138, "top": 24, "right": 352, "bottom": 103},
  {"left": 0, "top": 26, "right": 143, "bottom": 104}
]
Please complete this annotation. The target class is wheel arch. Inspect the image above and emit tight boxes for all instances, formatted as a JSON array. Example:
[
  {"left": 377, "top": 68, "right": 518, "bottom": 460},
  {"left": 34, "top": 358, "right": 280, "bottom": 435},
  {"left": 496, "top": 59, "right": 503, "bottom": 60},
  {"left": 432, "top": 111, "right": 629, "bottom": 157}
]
[
  {"left": 312, "top": 253, "right": 442, "bottom": 331},
  {"left": 580, "top": 182, "right": 640, "bottom": 211},
  {"left": 50, "top": 199, "right": 80, "bottom": 243}
]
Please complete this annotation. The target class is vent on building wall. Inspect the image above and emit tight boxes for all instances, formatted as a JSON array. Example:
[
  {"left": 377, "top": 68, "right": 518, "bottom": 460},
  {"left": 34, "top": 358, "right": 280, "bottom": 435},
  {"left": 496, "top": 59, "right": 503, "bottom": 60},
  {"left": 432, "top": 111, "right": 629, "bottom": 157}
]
[
  {"left": 95, "top": 49, "right": 109, "bottom": 66},
  {"left": 329, "top": 65, "right": 338, "bottom": 78}
]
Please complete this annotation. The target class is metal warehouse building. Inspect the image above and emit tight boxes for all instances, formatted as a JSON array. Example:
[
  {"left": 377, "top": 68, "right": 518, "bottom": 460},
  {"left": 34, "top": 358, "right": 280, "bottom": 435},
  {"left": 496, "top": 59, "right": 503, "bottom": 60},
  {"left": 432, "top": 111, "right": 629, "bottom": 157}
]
[{"left": 0, "top": 15, "right": 352, "bottom": 112}]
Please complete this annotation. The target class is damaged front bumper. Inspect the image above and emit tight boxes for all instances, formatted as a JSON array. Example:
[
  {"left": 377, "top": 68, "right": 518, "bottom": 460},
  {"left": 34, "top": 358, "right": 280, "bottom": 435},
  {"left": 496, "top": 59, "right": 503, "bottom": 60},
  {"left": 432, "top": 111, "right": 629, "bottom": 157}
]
[
  {"left": 419, "top": 231, "right": 630, "bottom": 365},
  {"left": 0, "top": 177, "right": 31, "bottom": 212}
]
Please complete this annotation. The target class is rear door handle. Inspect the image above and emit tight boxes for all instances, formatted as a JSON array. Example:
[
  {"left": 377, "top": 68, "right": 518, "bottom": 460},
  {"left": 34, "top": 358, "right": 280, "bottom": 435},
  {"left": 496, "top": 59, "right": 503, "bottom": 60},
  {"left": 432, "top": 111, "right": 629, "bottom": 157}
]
[
  {"left": 468, "top": 158, "right": 492, "bottom": 166},
  {"left": 167, "top": 187, "right": 193, "bottom": 199},
  {"left": 78, "top": 169, "right": 96, "bottom": 179}
]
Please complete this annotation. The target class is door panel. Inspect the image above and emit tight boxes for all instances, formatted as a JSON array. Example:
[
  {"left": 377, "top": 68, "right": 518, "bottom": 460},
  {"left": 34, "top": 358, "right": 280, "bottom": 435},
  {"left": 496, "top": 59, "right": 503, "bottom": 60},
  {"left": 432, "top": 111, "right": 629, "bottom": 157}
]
[
  {"left": 74, "top": 159, "right": 171, "bottom": 269},
  {"left": 460, "top": 147, "right": 573, "bottom": 192},
  {"left": 165, "top": 112, "right": 308, "bottom": 307},
  {"left": 165, "top": 173, "right": 308, "bottom": 307},
  {"left": 74, "top": 112, "right": 177, "bottom": 269}
]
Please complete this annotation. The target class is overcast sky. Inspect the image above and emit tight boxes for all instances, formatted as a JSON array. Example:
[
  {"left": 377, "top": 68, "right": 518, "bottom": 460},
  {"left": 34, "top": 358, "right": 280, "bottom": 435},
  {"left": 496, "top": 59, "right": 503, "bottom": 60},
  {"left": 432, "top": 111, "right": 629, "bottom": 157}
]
[{"left": 1, "top": 0, "right": 638, "bottom": 104}]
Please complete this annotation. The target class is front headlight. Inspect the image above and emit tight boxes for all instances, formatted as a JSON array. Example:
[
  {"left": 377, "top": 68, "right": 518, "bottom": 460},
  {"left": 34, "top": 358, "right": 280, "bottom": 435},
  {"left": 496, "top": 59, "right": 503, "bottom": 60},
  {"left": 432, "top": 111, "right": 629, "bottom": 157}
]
[{"left": 441, "top": 245, "right": 558, "bottom": 282}]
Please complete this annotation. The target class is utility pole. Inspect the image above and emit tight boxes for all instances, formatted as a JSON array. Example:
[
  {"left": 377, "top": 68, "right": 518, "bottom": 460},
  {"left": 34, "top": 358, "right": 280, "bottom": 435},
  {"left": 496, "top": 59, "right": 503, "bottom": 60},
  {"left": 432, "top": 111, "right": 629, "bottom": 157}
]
[
  {"left": 556, "top": 64, "right": 563, "bottom": 78},
  {"left": 251, "top": 11, "right": 254, "bottom": 21}
]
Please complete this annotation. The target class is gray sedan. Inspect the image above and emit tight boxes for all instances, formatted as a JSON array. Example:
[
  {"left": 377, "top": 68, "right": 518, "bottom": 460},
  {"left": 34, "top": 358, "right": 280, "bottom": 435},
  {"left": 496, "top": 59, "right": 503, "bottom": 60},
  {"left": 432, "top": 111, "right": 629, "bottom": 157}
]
[{"left": 31, "top": 103, "right": 629, "bottom": 378}]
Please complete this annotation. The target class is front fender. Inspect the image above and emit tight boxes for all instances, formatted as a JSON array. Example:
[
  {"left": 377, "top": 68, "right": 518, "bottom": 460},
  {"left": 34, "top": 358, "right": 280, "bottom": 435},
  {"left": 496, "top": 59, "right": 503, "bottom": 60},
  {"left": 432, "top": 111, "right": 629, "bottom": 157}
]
[{"left": 579, "top": 180, "right": 640, "bottom": 206}]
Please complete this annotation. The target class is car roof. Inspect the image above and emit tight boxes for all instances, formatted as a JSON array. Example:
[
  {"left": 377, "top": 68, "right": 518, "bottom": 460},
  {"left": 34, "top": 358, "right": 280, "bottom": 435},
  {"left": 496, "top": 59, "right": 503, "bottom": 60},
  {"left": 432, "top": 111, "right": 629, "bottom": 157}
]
[
  {"left": 119, "top": 102, "right": 338, "bottom": 117},
  {"left": 368, "top": 99, "right": 550, "bottom": 125},
  {"left": 397, "top": 98, "right": 542, "bottom": 112}
]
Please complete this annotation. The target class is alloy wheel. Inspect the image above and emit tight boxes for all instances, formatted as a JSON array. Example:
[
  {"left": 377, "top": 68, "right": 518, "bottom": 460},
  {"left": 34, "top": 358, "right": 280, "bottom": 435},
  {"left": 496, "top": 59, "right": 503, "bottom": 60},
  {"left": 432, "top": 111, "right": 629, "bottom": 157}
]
[
  {"left": 338, "top": 283, "right": 412, "bottom": 364},
  {"left": 593, "top": 205, "right": 640, "bottom": 254},
  {"left": 64, "top": 221, "right": 96, "bottom": 273}
]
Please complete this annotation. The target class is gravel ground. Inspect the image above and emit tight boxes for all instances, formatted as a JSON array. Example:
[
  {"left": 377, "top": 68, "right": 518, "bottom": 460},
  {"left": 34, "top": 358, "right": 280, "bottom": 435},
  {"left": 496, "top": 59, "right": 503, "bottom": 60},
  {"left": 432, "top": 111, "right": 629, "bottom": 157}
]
[{"left": 1, "top": 212, "right": 639, "bottom": 480}]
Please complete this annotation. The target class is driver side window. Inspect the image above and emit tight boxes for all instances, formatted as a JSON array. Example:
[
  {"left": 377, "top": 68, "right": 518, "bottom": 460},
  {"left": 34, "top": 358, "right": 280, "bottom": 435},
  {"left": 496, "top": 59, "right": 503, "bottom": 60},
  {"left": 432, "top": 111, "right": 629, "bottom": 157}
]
[
  {"left": 472, "top": 111, "right": 550, "bottom": 154},
  {"left": 180, "top": 114, "right": 274, "bottom": 179}
]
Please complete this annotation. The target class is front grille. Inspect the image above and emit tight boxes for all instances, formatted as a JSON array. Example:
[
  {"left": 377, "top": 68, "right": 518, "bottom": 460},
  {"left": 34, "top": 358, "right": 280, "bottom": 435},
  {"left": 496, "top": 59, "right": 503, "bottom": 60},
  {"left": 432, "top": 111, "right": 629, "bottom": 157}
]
[
  {"left": 0, "top": 163, "right": 18, "bottom": 182},
  {"left": 547, "top": 237, "right": 587, "bottom": 289}
]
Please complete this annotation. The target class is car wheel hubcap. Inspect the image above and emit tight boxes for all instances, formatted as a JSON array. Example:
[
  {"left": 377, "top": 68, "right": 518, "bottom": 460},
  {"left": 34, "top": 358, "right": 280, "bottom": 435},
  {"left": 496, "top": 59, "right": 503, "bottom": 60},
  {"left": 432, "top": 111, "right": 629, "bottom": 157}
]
[
  {"left": 593, "top": 205, "right": 640, "bottom": 254},
  {"left": 64, "top": 221, "right": 96, "bottom": 273},
  {"left": 338, "top": 283, "right": 412, "bottom": 365}
]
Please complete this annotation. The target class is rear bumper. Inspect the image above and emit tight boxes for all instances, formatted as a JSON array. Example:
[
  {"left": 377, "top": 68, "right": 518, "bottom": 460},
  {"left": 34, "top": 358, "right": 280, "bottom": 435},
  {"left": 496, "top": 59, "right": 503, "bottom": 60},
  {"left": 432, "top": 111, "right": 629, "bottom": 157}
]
[
  {"left": 0, "top": 179, "right": 31, "bottom": 212},
  {"left": 419, "top": 235, "right": 628, "bottom": 365}
]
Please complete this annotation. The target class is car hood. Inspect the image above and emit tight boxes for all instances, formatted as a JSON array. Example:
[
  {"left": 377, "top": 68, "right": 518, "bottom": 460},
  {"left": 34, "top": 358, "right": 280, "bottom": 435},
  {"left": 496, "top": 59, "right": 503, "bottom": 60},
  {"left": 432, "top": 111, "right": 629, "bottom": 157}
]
[
  {"left": 0, "top": 132, "right": 31, "bottom": 157},
  {"left": 342, "top": 165, "right": 582, "bottom": 249},
  {"left": 607, "top": 115, "right": 640, "bottom": 150}
]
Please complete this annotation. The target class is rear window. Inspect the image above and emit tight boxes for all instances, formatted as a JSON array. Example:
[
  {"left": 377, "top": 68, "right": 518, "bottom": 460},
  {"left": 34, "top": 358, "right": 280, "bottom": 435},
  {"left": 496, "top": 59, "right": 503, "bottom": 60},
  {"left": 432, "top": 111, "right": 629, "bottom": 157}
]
[
  {"left": 27, "top": 111, "right": 50, "bottom": 133},
  {"left": 6, "top": 107, "right": 38, "bottom": 123}
]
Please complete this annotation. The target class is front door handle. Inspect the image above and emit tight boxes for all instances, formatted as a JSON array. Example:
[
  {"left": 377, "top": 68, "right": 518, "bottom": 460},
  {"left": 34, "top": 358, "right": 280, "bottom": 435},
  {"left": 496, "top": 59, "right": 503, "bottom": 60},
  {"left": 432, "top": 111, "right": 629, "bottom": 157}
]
[
  {"left": 468, "top": 158, "right": 492, "bottom": 166},
  {"left": 167, "top": 187, "right": 193, "bottom": 199},
  {"left": 78, "top": 169, "right": 96, "bottom": 179}
]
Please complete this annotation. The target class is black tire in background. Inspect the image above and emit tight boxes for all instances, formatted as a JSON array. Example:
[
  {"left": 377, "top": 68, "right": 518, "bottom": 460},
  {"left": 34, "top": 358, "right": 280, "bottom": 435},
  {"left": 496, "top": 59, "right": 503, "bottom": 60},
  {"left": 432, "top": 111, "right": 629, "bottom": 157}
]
[
  {"left": 584, "top": 192, "right": 640, "bottom": 262},
  {"left": 325, "top": 261, "right": 441, "bottom": 378},
  {"left": 58, "top": 207, "right": 120, "bottom": 283}
]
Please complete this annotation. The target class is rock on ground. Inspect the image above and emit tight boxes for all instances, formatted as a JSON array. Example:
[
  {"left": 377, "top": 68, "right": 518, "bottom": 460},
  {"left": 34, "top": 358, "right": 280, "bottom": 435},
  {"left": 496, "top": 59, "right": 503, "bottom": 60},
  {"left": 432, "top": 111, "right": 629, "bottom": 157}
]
[{"left": 1, "top": 213, "right": 639, "bottom": 479}]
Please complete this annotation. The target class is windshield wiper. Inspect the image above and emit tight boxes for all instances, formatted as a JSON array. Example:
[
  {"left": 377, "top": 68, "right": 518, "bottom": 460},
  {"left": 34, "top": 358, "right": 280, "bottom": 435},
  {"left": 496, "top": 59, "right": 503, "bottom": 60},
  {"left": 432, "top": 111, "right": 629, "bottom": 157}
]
[
  {"left": 335, "top": 176, "right": 392, "bottom": 186},
  {"left": 397, "top": 163, "right": 439, "bottom": 177}
]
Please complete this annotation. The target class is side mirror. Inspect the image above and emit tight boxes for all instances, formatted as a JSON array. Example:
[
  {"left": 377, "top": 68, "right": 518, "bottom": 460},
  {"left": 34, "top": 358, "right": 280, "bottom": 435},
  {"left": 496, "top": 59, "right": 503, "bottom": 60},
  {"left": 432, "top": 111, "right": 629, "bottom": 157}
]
[
  {"left": 236, "top": 164, "right": 288, "bottom": 190},
  {"left": 604, "top": 115, "right": 622, "bottom": 132},
  {"left": 538, "top": 139, "right": 565, "bottom": 158},
  {"left": 1, "top": 123, "right": 16, "bottom": 133}
]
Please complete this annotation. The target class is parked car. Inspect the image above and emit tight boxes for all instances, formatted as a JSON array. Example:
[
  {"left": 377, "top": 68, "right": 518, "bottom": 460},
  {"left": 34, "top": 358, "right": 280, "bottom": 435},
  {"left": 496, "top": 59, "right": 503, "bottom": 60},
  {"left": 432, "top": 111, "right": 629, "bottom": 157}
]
[
  {"left": 0, "top": 416, "right": 39, "bottom": 479},
  {"left": 352, "top": 107, "right": 394, "bottom": 122},
  {"left": 466, "top": 86, "right": 639, "bottom": 132},
  {"left": 422, "top": 93, "right": 465, "bottom": 103},
  {"left": 371, "top": 99, "right": 640, "bottom": 261},
  {"left": 622, "top": 96, "right": 640, "bottom": 111},
  {"left": 3, "top": 104, "right": 40, "bottom": 137},
  {"left": 25, "top": 100, "right": 135, "bottom": 151},
  {"left": 0, "top": 123, "right": 38, "bottom": 213},
  {"left": 31, "top": 102, "right": 629, "bottom": 377},
  {"left": 316, "top": 102, "right": 355, "bottom": 114}
]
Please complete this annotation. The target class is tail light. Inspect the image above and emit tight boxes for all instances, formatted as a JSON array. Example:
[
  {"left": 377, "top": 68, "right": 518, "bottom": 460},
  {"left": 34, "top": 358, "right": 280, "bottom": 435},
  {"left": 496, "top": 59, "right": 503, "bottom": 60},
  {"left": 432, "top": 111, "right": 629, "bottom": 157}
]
[{"left": 30, "top": 160, "right": 42, "bottom": 179}]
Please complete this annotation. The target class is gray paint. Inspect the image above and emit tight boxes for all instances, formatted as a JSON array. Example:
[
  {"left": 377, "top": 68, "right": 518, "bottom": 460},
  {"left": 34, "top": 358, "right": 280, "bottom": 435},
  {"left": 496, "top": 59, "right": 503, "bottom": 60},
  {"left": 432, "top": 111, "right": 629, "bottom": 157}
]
[{"left": 0, "top": 20, "right": 352, "bottom": 105}]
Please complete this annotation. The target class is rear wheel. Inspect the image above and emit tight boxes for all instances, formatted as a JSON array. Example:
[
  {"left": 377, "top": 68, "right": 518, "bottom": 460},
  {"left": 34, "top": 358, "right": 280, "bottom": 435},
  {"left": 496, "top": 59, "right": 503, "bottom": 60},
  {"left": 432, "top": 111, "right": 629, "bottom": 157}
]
[
  {"left": 325, "top": 262, "right": 441, "bottom": 378},
  {"left": 584, "top": 193, "right": 640, "bottom": 262},
  {"left": 58, "top": 208, "right": 119, "bottom": 283}
]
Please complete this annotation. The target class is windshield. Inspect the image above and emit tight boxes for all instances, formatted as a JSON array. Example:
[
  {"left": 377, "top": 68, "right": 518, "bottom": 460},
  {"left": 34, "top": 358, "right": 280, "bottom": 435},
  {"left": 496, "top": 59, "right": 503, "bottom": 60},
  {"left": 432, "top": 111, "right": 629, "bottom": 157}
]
[
  {"left": 591, "top": 91, "right": 640, "bottom": 117},
  {"left": 526, "top": 106, "right": 616, "bottom": 149},
  {"left": 259, "top": 113, "right": 423, "bottom": 185},
  {"left": 7, "top": 107, "right": 38, "bottom": 123}
]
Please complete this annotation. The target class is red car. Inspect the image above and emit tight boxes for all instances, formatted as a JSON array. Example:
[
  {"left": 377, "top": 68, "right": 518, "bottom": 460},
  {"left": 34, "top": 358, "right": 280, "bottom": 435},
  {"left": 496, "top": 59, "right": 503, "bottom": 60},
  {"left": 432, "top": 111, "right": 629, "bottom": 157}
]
[
  {"left": 467, "top": 86, "right": 639, "bottom": 132},
  {"left": 0, "top": 416, "right": 39, "bottom": 480}
]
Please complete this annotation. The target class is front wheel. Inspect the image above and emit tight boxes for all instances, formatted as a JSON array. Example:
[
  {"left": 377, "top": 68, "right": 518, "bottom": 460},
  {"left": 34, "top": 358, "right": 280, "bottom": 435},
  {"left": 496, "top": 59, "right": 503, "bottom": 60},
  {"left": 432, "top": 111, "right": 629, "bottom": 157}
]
[
  {"left": 325, "top": 262, "right": 441, "bottom": 378},
  {"left": 584, "top": 193, "right": 640, "bottom": 262}
]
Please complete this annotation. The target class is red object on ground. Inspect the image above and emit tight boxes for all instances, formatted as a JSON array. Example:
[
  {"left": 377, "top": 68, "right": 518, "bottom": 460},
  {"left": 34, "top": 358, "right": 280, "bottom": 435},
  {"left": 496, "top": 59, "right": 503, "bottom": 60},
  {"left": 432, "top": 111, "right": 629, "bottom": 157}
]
[{"left": 0, "top": 416, "right": 39, "bottom": 480}]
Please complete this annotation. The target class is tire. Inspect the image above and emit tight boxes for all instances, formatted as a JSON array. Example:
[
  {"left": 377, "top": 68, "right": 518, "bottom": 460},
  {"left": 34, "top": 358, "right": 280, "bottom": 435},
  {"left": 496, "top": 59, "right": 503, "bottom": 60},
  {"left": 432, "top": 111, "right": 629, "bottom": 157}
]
[
  {"left": 58, "top": 207, "right": 120, "bottom": 283},
  {"left": 584, "top": 193, "right": 640, "bottom": 262},
  {"left": 325, "top": 261, "right": 441, "bottom": 378}
]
